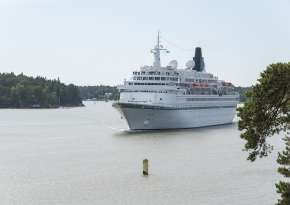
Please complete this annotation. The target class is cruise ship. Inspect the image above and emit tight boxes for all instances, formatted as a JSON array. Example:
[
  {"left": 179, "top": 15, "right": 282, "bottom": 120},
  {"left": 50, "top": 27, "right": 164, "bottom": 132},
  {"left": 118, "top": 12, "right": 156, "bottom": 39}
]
[{"left": 113, "top": 33, "right": 239, "bottom": 130}]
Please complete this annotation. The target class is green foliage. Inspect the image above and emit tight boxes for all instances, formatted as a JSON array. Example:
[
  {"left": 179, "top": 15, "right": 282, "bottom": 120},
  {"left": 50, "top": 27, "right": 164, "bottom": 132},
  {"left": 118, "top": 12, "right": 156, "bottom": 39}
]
[
  {"left": 277, "top": 137, "right": 290, "bottom": 177},
  {"left": 276, "top": 181, "right": 290, "bottom": 205},
  {"left": 0, "top": 72, "right": 83, "bottom": 108},
  {"left": 238, "top": 63, "right": 290, "bottom": 161},
  {"left": 78, "top": 85, "right": 119, "bottom": 100},
  {"left": 276, "top": 137, "right": 290, "bottom": 205},
  {"left": 234, "top": 86, "right": 252, "bottom": 102},
  {"left": 238, "top": 63, "right": 290, "bottom": 204}
]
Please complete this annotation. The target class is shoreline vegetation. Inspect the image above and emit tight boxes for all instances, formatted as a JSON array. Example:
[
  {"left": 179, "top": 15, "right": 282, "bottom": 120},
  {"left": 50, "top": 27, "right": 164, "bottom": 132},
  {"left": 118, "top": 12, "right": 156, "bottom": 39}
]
[
  {"left": 0, "top": 73, "right": 83, "bottom": 108},
  {"left": 0, "top": 72, "right": 251, "bottom": 108},
  {"left": 78, "top": 85, "right": 119, "bottom": 101}
]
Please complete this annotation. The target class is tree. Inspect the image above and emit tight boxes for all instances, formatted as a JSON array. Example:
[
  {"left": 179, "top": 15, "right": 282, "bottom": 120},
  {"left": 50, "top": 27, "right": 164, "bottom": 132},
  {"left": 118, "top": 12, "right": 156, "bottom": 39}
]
[
  {"left": 0, "top": 72, "right": 83, "bottom": 108},
  {"left": 78, "top": 85, "right": 119, "bottom": 100},
  {"left": 238, "top": 63, "right": 290, "bottom": 204},
  {"left": 276, "top": 137, "right": 290, "bottom": 205}
]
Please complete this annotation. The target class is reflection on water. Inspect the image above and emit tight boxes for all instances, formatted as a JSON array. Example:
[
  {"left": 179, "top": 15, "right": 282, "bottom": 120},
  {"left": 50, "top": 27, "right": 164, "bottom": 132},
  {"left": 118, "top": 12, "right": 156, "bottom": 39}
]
[
  {"left": 114, "top": 123, "right": 236, "bottom": 138},
  {"left": 0, "top": 101, "right": 283, "bottom": 205}
]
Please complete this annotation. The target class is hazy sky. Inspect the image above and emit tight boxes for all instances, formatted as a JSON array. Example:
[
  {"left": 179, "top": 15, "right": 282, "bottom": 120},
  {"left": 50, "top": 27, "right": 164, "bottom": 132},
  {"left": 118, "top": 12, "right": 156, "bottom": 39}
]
[{"left": 0, "top": 0, "right": 289, "bottom": 86}]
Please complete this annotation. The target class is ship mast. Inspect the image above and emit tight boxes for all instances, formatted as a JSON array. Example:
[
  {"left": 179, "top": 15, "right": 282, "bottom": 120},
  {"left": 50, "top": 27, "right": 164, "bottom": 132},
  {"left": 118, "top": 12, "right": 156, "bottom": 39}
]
[{"left": 151, "top": 31, "right": 169, "bottom": 68}]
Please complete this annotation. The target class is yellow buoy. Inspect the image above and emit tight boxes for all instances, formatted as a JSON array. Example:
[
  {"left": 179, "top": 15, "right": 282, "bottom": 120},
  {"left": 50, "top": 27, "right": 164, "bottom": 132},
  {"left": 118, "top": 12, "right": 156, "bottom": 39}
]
[{"left": 143, "top": 159, "right": 149, "bottom": 176}]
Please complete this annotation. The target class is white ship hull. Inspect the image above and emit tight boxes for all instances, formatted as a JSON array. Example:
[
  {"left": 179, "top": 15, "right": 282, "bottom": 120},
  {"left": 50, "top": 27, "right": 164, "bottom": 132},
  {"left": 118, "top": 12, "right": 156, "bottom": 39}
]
[
  {"left": 114, "top": 103, "right": 236, "bottom": 130},
  {"left": 115, "top": 34, "right": 239, "bottom": 130}
]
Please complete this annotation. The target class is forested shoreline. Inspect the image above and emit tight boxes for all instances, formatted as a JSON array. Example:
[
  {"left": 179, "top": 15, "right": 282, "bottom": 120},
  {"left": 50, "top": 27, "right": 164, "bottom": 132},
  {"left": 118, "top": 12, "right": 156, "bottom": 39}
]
[
  {"left": 78, "top": 85, "right": 119, "bottom": 101},
  {"left": 0, "top": 73, "right": 83, "bottom": 108}
]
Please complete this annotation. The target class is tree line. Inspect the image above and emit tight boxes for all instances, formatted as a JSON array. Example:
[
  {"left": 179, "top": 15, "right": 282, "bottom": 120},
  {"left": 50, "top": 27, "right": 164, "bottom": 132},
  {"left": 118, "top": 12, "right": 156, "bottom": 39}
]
[
  {"left": 78, "top": 85, "right": 119, "bottom": 101},
  {"left": 0, "top": 73, "right": 83, "bottom": 108},
  {"left": 234, "top": 86, "right": 251, "bottom": 102}
]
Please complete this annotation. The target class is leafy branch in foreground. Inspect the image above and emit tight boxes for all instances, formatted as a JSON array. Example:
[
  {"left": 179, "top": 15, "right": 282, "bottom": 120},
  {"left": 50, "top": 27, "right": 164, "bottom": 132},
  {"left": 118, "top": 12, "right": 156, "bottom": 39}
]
[
  {"left": 237, "top": 63, "right": 290, "bottom": 204},
  {"left": 238, "top": 63, "right": 290, "bottom": 161},
  {"left": 276, "top": 137, "right": 290, "bottom": 205}
]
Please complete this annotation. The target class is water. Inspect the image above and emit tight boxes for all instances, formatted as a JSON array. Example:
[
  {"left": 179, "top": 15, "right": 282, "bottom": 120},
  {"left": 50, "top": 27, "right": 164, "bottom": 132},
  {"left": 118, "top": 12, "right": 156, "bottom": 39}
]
[{"left": 0, "top": 101, "right": 284, "bottom": 205}]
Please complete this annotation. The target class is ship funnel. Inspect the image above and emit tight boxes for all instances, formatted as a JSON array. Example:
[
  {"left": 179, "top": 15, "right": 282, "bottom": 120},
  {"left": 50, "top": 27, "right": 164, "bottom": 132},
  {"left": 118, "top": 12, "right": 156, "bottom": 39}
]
[{"left": 193, "top": 47, "right": 205, "bottom": 72}]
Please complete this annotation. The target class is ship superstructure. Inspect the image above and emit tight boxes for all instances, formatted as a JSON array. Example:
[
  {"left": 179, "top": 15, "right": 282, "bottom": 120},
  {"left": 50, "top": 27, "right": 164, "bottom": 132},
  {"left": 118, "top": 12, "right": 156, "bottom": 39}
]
[{"left": 113, "top": 33, "right": 239, "bottom": 130}]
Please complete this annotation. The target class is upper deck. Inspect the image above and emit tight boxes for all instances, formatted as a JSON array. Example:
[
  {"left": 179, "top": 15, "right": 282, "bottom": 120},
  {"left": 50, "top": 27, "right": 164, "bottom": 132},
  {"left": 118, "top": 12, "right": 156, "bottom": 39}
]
[
  {"left": 117, "top": 32, "right": 238, "bottom": 97},
  {"left": 119, "top": 65, "right": 236, "bottom": 96}
]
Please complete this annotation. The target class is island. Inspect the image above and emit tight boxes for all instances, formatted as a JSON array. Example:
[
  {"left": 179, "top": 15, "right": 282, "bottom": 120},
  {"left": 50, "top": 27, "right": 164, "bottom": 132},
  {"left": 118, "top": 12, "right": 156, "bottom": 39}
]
[{"left": 0, "top": 73, "right": 83, "bottom": 108}]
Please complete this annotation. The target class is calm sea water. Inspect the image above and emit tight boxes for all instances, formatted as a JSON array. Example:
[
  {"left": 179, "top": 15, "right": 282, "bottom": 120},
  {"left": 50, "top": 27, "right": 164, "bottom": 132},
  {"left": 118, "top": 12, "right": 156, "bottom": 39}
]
[{"left": 0, "top": 101, "right": 284, "bottom": 205}]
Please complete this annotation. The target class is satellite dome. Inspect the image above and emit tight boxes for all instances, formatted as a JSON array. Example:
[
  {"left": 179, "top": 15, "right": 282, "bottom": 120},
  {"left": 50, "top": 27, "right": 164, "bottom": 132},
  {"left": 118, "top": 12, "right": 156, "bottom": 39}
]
[
  {"left": 168, "top": 60, "right": 178, "bottom": 69},
  {"left": 185, "top": 60, "right": 195, "bottom": 69}
]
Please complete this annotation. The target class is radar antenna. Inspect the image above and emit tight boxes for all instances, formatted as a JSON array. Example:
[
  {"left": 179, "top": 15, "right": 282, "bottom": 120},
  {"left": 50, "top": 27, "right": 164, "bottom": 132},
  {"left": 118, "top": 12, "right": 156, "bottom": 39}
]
[{"left": 151, "top": 31, "right": 169, "bottom": 67}]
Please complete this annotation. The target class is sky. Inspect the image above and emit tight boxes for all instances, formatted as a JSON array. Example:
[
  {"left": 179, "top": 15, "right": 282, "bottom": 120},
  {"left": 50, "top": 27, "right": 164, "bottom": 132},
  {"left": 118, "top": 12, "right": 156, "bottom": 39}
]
[{"left": 0, "top": 0, "right": 289, "bottom": 86}]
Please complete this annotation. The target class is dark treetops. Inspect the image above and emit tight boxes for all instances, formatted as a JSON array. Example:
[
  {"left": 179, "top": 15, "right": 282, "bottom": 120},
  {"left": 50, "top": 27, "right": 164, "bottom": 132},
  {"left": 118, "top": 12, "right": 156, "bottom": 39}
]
[
  {"left": 238, "top": 63, "right": 290, "bottom": 205},
  {"left": 78, "top": 85, "right": 119, "bottom": 101},
  {"left": 238, "top": 63, "right": 290, "bottom": 161},
  {"left": 0, "top": 72, "right": 83, "bottom": 108}
]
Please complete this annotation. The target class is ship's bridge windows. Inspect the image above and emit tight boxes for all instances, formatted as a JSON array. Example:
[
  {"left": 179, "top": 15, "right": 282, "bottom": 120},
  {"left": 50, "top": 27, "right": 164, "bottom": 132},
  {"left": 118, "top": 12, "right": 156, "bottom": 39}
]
[
  {"left": 170, "top": 77, "right": 178, "bottom": 81},
  {"left": 155, "top": 77, "right": 160, "bottom": 80},
  {"left": 149, "top": 77, "right": 154, "bottom": 80}
]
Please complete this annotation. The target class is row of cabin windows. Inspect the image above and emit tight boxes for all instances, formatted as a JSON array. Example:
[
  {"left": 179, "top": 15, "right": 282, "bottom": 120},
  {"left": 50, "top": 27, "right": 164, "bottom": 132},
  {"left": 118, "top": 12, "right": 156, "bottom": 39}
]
[
  {"left": 133, "top": 71, "right": 178, "bottom": 76},
  {"left": 128, "top": 82, "right": 221, "bottom": 88},
  {"left": 133, "top": 76, "right": 178, "bottom": 81},
  {"left": 128, "top": 82, "right": 167, "bottom": 86},
  {"left": 178, "top": 83, "right": 218, "bottom": 88},
  {"left": 185, "top": 78, "right": 217, "bottom": 83},
  {"left": 186, "top": 87, "right": 236, "bottom": 95},
  {"left": 121, "top": 89, "right": 169, "bottom": 93},
  {"left": 186, "top": 97, "right": 237, "bottom": 101}
]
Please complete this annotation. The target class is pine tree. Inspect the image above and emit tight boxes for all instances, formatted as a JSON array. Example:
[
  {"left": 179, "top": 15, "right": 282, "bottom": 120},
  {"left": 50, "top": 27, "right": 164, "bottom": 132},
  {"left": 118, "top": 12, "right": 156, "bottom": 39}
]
[
  {"left": 238, "top": 62, "right": 290, "bottom": 204},
  {"left": 276, "top": 137, "right": 290, "bottom": 205}
]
